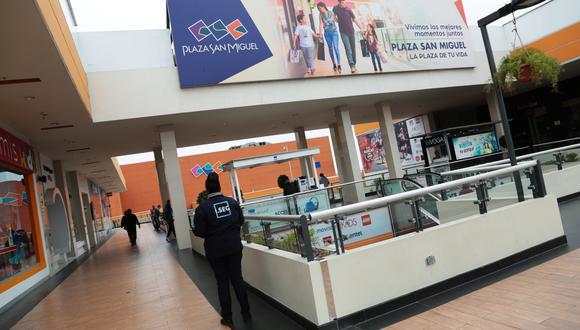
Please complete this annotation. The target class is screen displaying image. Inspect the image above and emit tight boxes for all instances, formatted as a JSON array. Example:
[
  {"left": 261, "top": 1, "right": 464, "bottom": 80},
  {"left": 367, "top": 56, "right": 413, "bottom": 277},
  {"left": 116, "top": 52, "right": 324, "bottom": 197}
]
[{"left": 452, "top": 132, "right": 499, "bottom": 160}]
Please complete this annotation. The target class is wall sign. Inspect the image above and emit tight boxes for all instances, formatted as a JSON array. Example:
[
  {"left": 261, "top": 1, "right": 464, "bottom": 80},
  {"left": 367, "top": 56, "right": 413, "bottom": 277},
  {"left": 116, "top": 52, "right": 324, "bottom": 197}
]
[
  {"left": 0, "top": 127, "right": 33, "bottom": 173},
  {"left": 167, "top": 0, "right": 475, "bottom": 88},
  {"left": 191, "top": 162, "right": 224, "bottom": 178}
]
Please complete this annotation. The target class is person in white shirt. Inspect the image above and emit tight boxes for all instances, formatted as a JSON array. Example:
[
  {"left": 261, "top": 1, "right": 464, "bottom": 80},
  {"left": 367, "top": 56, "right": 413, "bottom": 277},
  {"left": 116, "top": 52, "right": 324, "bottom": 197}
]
[{"left": 292, "top": 14, "right": 319, "bottom": 75}]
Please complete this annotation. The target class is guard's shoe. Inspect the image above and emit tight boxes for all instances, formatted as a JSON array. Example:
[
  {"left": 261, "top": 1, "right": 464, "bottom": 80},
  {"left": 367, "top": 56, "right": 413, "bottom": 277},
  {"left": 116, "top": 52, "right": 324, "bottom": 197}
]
[{"left": 220, "top": 318, "right": 234, "bottom": 328}]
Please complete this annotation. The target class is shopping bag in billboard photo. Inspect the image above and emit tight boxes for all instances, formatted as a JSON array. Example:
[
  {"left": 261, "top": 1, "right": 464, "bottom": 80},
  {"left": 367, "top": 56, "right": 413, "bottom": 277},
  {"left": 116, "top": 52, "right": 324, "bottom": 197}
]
[
  {"left": 379, "top": 50, "right": 388, "bottom": 64},
  {"left": 288, "top": 49, "right": 301, "bottom": 64},
  {"left": 317, "top": 41, "right": 325, "bottom": 61},
  {"left": 360, "top": 39, "right": 370, "bottom": 57}
]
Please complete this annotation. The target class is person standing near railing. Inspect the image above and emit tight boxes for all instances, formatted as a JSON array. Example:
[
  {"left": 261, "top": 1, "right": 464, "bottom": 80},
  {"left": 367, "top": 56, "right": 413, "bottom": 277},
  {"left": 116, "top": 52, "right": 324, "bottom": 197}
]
[{"left": 193, "top": 172, "right": 251, "bottom": 328}]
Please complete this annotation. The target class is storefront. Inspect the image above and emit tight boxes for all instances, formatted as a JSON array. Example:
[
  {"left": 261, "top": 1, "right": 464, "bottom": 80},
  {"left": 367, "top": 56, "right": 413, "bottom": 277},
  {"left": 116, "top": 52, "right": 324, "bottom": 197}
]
[{"left": 0, "top": 127, "right": 46, "bottom": 293}]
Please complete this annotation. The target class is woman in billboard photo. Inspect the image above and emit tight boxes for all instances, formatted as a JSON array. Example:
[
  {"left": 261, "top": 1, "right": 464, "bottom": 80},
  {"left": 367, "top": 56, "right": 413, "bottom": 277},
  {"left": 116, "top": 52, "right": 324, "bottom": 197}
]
[
  {"left": 292, "top": 14, "right": 320, "bottom": 75},
  {"left": 364, "top": 24, "right": 383, "bottom": 72},
  {"left": 316, "top": 2, "right": 342, "bottom": 74}
]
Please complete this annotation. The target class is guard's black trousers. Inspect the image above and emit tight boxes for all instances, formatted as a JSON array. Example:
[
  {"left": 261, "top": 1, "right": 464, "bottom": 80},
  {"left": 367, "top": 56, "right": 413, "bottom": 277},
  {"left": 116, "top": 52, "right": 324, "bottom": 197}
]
[
  {"left": 208, "top": 251, "right": 250, "bottom": 320},
  {"left": 127, "top": 230, "right": 137, "bottom": 245}
]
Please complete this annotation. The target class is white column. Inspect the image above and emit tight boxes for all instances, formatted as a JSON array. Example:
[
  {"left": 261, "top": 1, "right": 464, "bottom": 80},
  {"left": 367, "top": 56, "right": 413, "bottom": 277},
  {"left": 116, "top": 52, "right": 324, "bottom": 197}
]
[
  {"left": 54, "top": 160, "right": 77, "bottom": 258},
  {"left": 329, "top": 123, "right": 345, "bottom": 180},
  {"left": 335, "top": 106, "right": 365, "bottom": 203},
  {"left": 294, "top": 126, "right": 309, "bottom": 178},
  {"left": 159, "top": 125, "right": 191, "bottom": 250},
  {"left": 376, "top": 102, "right": 404, "bottom": 179},
  {"left": 486, "top": 90, "right": 505, "bottom": 138},
  {"left": 153, "top": 147, "right": 170, "bottom": 205}
]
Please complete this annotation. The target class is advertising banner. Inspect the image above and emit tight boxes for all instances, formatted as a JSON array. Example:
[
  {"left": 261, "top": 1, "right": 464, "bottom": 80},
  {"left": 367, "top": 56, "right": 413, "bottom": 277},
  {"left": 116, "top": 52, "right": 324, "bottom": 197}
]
[
  {"left": 357, "top": 129, "right": 387, "bottom": 173},
  {"left": 167, "top": 0, "right": 474, "bottom": 87},
  {"left": 312, "top": 206, "right": 393, "bottom": 248},
  {"left": 394, "top": 116, "right": 425, "bottom": 167},
  {"left": 452, "top": 132, "right": 499, "bottom": 160},
  {"left": 243, "top": 198, "right": 290, "bottom": 233},
  {"left": 294, "top": 190, "right": 331, "bottom": 214}
]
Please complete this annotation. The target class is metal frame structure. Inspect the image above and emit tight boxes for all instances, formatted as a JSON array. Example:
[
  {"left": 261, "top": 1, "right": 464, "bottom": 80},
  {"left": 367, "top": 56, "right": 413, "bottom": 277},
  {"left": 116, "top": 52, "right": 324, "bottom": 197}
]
[{"left": 477, "top": 0, "right": 547, "bottom": 202}]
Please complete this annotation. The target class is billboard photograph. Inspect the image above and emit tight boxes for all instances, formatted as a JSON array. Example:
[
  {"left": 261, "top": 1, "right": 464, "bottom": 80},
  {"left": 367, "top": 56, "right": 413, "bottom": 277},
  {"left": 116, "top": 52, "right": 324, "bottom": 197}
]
[
  {"left": 167, "top": 0, "right": 475, "bottom": 87},
  {"left": 451, "top": 132, "right": 500, "bottom": 160}
]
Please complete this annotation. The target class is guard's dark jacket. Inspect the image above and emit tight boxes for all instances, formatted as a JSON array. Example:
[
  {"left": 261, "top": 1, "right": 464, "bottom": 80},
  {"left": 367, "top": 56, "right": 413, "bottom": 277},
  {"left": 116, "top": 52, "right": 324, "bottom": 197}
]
[
  {"left": 193, "top": 193, "right": 244, "bottom": 258},
  {"left": 121, "top": 213, "right": 140, "bottom": 232}
]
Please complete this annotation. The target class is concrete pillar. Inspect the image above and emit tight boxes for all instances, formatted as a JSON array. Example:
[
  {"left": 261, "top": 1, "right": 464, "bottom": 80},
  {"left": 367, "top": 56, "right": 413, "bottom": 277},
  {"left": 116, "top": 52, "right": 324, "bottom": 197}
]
[
  {"left": 153, "top": 147, "right": 170, "bottom": 205},
  {"left": 294, "top": 127, "right": 310, "bottom": 178},
  {"left": 335, "top": 106, "right": 365, "bottom": 203},
  {"left": 329, "top": 123, "right": 345, "bottom": 180},
  {"left": 159, "top": 125, "right": 191, "bottom": 250},
  {"left": 66, "top": 171, "right": 90, "bottom": 252},
  {"left": 486, "top": 90, "right": 505, "bottom": 138},
  {"left": 53, "top": 160, "right": 77, "bottom": 258},
  {"left": 376, "top": 102, "right": 404, "bottom": 179}
]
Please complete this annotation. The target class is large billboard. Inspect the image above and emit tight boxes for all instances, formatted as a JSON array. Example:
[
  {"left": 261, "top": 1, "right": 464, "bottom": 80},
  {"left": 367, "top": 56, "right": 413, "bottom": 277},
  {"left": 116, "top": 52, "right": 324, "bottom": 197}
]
[
  {"left": 451, "top": 132, "right": 499, "bottom": 160},
  {"left": 167, "top": 0, "right": 474, "bottom": 88}
]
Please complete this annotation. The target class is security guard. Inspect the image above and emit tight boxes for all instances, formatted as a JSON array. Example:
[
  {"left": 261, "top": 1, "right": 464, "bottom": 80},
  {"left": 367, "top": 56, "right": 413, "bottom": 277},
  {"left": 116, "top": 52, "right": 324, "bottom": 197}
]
[{"left": 193, "top": 172, "right": 251, "bottom": 327}]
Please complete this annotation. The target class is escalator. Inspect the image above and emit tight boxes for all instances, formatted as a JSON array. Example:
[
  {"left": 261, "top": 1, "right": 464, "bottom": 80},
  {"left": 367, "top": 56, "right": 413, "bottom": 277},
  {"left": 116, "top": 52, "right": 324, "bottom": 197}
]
[{"left": 377, "top": 177, "right": 442, "bottom": 237}]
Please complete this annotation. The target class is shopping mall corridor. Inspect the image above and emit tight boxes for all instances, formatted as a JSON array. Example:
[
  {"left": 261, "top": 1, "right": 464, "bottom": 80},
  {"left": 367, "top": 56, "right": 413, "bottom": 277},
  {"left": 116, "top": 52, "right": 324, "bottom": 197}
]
[
  {"left": 4, "top": 197, "right": 580, "bottom": 330},
  {"left": 10, "top": 228, "right": 227, "bottom": 330}
]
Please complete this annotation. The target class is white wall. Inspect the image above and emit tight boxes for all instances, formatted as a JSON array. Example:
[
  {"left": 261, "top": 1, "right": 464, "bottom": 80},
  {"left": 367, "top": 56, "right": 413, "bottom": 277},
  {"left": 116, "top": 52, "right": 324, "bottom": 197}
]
[
  {"left": 324, "top": 196, "right": 564, "bottom": 318},
  {"left": 76, "top": 27, "right": 504, "bottom": 123},
  {"left": 241, "top": 244, "right": 331, "bottom": 325},
  {"left": 545, "top": 164, "right": 580, "bottom": 199}
]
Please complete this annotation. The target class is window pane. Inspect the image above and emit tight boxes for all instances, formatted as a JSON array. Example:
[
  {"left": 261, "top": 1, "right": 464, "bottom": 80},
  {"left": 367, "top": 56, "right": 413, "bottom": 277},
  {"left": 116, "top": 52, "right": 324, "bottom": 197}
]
[{"left": 0, "top": 170, "right": 38, "bottom": 284}]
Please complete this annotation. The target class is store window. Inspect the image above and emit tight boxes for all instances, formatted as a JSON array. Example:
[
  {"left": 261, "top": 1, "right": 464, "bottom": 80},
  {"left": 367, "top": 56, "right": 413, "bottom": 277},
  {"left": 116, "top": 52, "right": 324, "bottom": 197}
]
[{"left": 0, "top": 169, "right": 38, "bottom": 284}]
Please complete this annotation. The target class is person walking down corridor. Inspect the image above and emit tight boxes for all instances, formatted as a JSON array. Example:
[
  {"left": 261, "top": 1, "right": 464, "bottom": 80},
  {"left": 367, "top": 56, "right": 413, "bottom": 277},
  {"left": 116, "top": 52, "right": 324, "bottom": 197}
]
[
  {"left": 164, "top": 200, "right": 176, "bottom": 242},
  {"left": 121, "top": 209, "right": 140, "bottom": 246},
  {"left": 333, "top": 0, "right": 363, "bottom": 73},
  {"left": 193, "top": 173, "right": 251, "bottom": 328},
  {"left": 153, "top": 205, "right": 161, "bottom": 231}
]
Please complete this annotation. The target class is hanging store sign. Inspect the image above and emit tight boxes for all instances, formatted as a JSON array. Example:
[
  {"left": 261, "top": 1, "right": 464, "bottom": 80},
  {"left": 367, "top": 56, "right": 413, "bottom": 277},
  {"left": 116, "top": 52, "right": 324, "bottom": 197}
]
[
  {"left": 167, "top": 0, "right": 475, "bottom": 88},
  {"left": 0, "top": 127, "right": 34, "bottom": 173}
]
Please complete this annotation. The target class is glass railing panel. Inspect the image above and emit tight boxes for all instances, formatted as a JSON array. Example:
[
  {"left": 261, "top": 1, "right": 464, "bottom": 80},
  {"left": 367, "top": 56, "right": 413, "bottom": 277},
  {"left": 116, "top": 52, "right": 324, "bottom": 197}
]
[{"left": 243, "top": 198, "right": 292, "bottom": 233}]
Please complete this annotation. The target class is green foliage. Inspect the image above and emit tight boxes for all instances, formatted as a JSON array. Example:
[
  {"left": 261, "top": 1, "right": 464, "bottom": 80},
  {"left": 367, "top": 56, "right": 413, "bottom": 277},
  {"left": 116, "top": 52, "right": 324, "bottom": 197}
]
[
  {"left": 196, "top": 190, "right": 208, "bottom": 206},
  {"left": 495, "top": 48, "right": 561, "bottom": 92},
  {"left": 564, "top": 152, "right": 578, "bottom": 163}
]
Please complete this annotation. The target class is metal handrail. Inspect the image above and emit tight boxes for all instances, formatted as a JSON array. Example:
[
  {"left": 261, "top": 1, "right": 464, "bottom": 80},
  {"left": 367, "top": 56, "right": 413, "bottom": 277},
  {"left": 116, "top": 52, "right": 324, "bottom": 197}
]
[
  {"left": 309, "top": 161, "right": 538, "bottom": 221},
  {"left": 440, "top": 163, "right": 513, "bottom": 176},
  {"left": 244, "top": 214, "right": 301, "bottom": 222},
  {"left": 469, "top": 143, "right": 580, "bottom": 170}
]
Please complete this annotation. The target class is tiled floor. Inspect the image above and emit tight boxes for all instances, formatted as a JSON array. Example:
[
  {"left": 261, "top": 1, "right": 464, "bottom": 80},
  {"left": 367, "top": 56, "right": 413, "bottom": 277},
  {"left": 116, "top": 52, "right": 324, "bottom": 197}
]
[
  {"left": 386, "top": 248, "right": 580, "bottom": 330},
  {"left": 13, "top": 228, "right": 227, "bottom": 330}
]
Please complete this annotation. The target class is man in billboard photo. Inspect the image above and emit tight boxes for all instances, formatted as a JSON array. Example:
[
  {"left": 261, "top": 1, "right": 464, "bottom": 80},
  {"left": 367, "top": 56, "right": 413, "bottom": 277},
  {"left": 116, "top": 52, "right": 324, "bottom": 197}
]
[
  {"left": 292, "top": 14, "right": 320, "bottom": 75},
  {"left": 317, "top": 2, "right": 342, "bottom": 73},
  {"left": 333, "top": 0, "right": 363, "bottom": 73}
]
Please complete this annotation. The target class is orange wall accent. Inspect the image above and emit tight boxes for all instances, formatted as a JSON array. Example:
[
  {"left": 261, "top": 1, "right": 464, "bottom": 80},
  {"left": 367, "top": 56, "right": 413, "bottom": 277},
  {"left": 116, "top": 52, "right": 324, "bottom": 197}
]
[
  {"left": 526, "top": 22, "right": 580, "bottom": 63},
  {"left": 108, "top": 193, "right": 124, "bottom": 217},
  {"left": 354, "top": 122, "right": 380, "bottom": 136},
  {"left": 35, "top": 0, "right": 91, "bottom": 113},
  {"left": 118, "top": 137, "right": 336, "bottom": 213}
]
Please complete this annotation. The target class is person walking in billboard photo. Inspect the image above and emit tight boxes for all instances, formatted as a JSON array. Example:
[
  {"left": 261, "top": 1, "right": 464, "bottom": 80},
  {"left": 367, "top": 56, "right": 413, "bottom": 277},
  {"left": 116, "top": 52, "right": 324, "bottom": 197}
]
[
  {"left": 333, "top": 0, "right": 363, "bottom": 73},
  {"left": 292, "top": 14, "right": 320, "bottom": 75},
  {"left": 317, "top": 2, "right": 342, "bottom": 74},
  {"left": 364, "top": 24, "right": 383, "bottom": 72}
]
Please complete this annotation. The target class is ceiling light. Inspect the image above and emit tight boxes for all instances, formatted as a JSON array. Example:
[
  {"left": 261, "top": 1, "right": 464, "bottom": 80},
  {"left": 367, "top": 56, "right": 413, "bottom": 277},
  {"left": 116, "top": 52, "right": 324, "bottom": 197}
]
[
  {"left": 66, "top": 147, "right": 90, "bottom": 153},
  {"left": 24, "top": 96, "right": 36, "bottom": 101},
  {"left": 41, "top": 125, "right": 75, "bottom": 131}
]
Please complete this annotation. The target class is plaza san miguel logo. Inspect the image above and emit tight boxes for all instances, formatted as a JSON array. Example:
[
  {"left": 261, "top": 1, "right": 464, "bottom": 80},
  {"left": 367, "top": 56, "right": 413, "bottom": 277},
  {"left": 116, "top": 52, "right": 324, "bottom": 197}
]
[
  {"left": 167, "top": 0, "right": 272, "bottom": 86},
  {"left": 182, "top": 18, "right": 260, "bottom": 55}
]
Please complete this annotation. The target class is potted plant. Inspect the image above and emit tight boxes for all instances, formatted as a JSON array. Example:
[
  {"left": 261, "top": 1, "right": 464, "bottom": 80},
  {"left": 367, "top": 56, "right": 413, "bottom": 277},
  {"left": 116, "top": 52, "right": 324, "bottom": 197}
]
[{"left": 495, "top": 47, "right": 561, "bottom": 92}]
